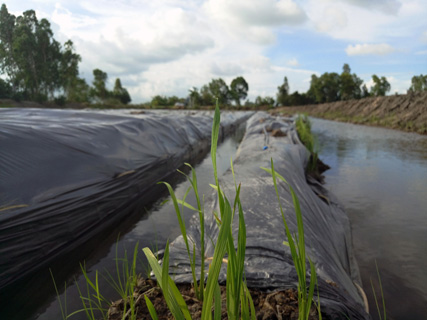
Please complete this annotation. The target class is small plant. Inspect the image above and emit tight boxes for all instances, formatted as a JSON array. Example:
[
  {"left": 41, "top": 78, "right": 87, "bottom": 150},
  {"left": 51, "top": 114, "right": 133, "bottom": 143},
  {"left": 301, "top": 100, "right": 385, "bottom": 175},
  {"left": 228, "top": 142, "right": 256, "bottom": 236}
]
[
  {"left": 143, "top": 101, "right": 256, "bottom": 319},
  {"left": 295, "top": 114, "right": 318, "bottom": 172},
  {"left": 261, "top": 160, "right": 318, "bottom": 320},
  {"left": 371, "top": 260, "right": 387, "bottom": 320}
]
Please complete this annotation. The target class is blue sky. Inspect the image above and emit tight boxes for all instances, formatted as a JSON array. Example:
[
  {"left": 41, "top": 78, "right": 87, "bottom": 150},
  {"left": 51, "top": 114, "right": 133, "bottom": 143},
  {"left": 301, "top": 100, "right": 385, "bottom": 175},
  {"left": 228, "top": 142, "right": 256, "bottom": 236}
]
[{"left": 3, "top": 0, "right": 427, "bottom": 103}]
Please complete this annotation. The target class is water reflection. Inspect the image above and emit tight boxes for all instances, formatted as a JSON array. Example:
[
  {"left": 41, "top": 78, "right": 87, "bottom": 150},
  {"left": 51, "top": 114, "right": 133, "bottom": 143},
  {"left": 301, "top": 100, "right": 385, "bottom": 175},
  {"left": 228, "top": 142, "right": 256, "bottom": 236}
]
[{"left": 312, "top": 118, "right": 427, "bottom": 319}]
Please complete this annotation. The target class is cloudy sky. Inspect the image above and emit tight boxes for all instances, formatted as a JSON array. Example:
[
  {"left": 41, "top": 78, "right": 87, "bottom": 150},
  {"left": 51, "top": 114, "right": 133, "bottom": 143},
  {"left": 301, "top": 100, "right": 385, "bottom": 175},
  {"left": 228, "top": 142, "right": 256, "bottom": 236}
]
[{"left": 4, "top": 0, "right": 427, "bottom": 103}]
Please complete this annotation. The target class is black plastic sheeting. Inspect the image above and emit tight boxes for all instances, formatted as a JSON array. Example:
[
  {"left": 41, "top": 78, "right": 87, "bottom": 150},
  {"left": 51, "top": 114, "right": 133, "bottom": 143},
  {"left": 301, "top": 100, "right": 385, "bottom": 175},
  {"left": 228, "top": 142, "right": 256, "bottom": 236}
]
[
  {"left": 167, "top": 112, "right": 370, "bottom": 319},
  {"left": 0, "top": 108, "right": 252, "bottom": 290}
]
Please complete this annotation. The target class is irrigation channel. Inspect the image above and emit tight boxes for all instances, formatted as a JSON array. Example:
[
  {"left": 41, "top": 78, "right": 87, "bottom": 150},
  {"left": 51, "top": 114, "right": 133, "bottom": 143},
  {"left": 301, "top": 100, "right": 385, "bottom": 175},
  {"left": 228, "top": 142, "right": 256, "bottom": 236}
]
[
  {"left": 1, "top": 112, "right": 426, "bottom": 320},
  {"left": 311, "top": 118, "right": 427, "bottom": 320},
  {"left": 0, "top": 111, "right": 248, "bottom": 320}
]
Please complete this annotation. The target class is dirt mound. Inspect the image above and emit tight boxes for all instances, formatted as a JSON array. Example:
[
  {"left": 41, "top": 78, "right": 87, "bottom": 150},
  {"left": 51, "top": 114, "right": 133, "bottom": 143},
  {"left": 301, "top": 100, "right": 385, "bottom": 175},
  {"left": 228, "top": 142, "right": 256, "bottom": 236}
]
[
  {"left": 275, "top": 92, "right": 427, "bottom": 134},
  {"left": 107, "top": 278, "right": 318, "bottom": 320}
]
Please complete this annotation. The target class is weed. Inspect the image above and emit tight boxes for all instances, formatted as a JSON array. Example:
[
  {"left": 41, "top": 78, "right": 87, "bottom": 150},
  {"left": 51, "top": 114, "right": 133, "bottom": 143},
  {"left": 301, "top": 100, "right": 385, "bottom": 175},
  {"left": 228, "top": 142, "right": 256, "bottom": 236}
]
[
  {"left": 295, "top": 114, "right": 318, "bottom": 172},
  {"left": 261, "top": 160, "right": 318, "bottom": 320}
]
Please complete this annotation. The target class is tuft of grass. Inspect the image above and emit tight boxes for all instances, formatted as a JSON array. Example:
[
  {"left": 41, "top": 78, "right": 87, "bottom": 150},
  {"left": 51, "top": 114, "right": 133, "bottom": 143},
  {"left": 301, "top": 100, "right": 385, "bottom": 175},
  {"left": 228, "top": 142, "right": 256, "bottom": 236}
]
[
  {"left": 370, "top": 260, "right": 387, "bottom": 320},
  {"left": 143, "top": 100, "right": 256, "bottom": 320},
  {"left": 261, "top": 160, "right": 318, "bottom": 320},
  {"left": 295, "top": 114, "right": 318, "bottom": 172}
]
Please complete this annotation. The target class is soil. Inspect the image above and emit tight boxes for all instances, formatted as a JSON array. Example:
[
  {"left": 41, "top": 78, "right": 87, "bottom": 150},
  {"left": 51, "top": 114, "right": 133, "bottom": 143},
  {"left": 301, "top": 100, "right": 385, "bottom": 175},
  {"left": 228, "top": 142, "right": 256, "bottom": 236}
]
[
  {"left": 273, "top": 92, "right": 427, "bottom": 134},
  {"left": 107, "top": 278, "right": 319, "bottom": 320}
]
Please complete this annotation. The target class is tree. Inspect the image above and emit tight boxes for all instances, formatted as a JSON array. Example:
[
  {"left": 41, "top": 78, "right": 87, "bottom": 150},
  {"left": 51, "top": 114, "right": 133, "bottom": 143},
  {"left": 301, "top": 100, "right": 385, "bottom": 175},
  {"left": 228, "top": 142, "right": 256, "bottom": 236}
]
[
  {"left": 200, "top": 84, "right": 213, "bottom": 105},
  {"left": 208, "top": 78, "right": 230, "bottom": 105},
  {"left": 370, "top": 75, "right": 390, "bottom": 96},
  {"left": 255, "top": 96, "right": 275, "bottom": 107},
  {"left": 361, "top": 84, "right": 370, "bottom": 98},
  {"left": 408, "top": 74, "right": 427, "bottom": 92},
  {"left": 60, "top": 40, "right": 81, "bottom": 100},
  {"left": 188, "top": 87, "right": 201, "bottom": 108},
  {"left": 113, "top": 78, "right": 131, "bottom": 104},
  {"left": 308, "top": 72, "right": 340, "bottom": 103},
  {"left": 230, "top": 76, "right": 248, "bottom": 106},
  {"left": 91, "top": 68, "right": 109, "bottom": 102},
  {"left": 276, "top": 76, "right": 289, "bottom": 106},
  {"left": 0, "top": 4, "right": 17, "bottom": 92},
  {"left": 339, "top": 63, "right": 363, "bottom": 100}
]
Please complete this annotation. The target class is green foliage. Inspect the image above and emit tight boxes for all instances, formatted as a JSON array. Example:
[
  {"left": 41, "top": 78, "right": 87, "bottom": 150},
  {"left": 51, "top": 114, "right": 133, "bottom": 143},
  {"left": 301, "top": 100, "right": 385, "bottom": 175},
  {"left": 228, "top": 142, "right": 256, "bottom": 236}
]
[
  {"left": 255, "top": 95, "right": 275, "bottom": 107},
  {"left": 295, "top": 115, "right": 318, "bottom": 172},
  {"left": 0, "top": 4, "right": 131, "bottom": 105},
  {"left": 370, "top": 75, "right": 390, "bottom": 96},
  {"left": 408, "top": 74, "right": 427, "bottom": 92},
  {"left": 144, "top": 101, "right": 256, "bottom": 320},
  {"left": 339, "top": 64, "right": 363, "bottom": 100},
  {"left": 230, "top": 76, "right": 249, "bottom": 106},
  {"left": 261, "top": 160, "right": 318, "bottom": 320},
  {"left": 91, "top": 68, "right": 108, "bottom": 102},
  {"left": 208, "top": 78, "right": 230, "bottom": 105},
  {"left": 113, "top": 78, "right": 131, "bottom": 104},
  {"left": 308, "top": 72, "right": 341, "bottom": 103},
  {"left": 371, "top": 260, "right": 387, "bottom": 320},
  {"left": 277, "top": 76, "right": 290, "bottom": 106}
]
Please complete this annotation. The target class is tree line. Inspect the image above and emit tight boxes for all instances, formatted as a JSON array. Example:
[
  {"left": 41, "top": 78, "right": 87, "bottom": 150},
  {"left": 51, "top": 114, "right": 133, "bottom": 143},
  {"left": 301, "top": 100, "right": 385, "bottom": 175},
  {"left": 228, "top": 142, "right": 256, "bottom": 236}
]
[{"left": 0, "top": 4, "right": 131, "bottom": 105}]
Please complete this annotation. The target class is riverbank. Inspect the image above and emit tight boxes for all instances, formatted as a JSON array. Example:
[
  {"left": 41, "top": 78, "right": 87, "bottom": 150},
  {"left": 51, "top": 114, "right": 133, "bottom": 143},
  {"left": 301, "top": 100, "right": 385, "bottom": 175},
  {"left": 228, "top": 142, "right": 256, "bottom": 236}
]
[{"left": 274, "top": 92, "right": 427, "bottom": 134}]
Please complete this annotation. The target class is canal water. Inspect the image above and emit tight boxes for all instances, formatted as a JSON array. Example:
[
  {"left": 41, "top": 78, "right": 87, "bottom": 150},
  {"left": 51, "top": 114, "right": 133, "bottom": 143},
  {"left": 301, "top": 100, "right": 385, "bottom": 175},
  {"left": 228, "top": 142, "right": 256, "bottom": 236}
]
[{"left": 311, "top": 118, "right": 427, "bottom": 320}]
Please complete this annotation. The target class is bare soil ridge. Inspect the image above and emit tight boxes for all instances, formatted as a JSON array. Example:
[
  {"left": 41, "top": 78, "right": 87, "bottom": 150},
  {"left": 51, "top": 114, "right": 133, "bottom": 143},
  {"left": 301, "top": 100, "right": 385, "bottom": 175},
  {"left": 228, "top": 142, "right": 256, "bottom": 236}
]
[{"left": 275, "top": 92, "right": 427, "bottom": 134}]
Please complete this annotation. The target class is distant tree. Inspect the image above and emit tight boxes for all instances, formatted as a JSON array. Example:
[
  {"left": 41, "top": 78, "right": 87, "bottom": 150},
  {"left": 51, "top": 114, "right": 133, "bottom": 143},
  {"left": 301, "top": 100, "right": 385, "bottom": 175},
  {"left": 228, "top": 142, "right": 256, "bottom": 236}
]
[
  {"left": 151, "top": 95, "right": 168, "bottom": 107},
  {"left": 308, "top": 72, "right": 340, "bottom": 103},
  {"left": 60, "top": 40, "right": 81, "bottom": 100},
  {"left": 208, "top": 78, "right": 230, "bottom": 105},
  {"left": 255, "top": 96, "right": 275, "bottom": 107},
  {"left": 408, "top": 74, "right": 427, "bottom": 92},
  {"left": 287, "top": 91, "right": 312, "bottom": 106},
  {"left": 69, "top": 77, "right": 91, "bottom": 103},
  {"left": 113, "top": 78, "right": 131, "bottom": 104},
  {"left": 370, "top": 75, "right": 390, "bottom": 96},
  {"left": 276, "top": 76, "right": 290, "bottom": 106},
  {"left": 0, "top": 78, "right": 11, "bottom": 98},
  {"left": 230, "top": 76, "right": 248, "bottom": 106},
  {"left": 361, "top": 84, "right": 370, "bottom": 98},
  {"left": 200, "top": 84, "right": 213, "bottom": 105},
  {"left": 339, "top": 63, "right": 363, "bottom": 100},
  {"left": 91, "top": 68, "right": 109, "bottom": 102},
  {"left": 188, "top": 87, "right": 201, "bottom": 108}
]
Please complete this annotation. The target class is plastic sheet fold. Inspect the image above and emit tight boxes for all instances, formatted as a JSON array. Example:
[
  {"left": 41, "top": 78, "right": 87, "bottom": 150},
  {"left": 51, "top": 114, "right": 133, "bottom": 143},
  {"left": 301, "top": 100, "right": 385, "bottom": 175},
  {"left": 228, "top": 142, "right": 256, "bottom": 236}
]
[{"left": 0, "top": 108, "right": 251, "bottom": 290}]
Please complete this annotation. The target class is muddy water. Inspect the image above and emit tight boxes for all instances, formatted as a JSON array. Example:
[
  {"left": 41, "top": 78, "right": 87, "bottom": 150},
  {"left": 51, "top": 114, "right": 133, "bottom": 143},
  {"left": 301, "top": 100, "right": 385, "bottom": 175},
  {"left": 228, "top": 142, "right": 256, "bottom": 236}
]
[
  {"left": 1, "top": 123, "right": 246, "bottom": 320},
  {"left": 311, "top": 118, "right": 427, "bottom": 320}
]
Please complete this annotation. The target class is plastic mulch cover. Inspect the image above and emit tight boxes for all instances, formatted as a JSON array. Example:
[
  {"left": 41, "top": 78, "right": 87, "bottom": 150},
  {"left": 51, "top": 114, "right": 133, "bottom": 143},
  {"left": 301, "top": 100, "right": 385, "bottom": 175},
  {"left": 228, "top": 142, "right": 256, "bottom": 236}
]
[
  {"left": 167, "top": 112, "right": 370, "bottom": 319},
  {"left": 0, "top": 108, "right": 252, "bottom": 290}
]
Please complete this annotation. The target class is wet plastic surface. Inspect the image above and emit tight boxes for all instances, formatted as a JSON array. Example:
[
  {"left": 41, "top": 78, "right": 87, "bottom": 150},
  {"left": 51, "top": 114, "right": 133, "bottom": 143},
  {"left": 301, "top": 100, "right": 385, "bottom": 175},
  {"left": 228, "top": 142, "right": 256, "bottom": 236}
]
[
  {"left": 167, "top": 112, "right": 370, "bottom": 319},
  {"left": 0, "top": 108, "right": 252, "bottom": 290}
]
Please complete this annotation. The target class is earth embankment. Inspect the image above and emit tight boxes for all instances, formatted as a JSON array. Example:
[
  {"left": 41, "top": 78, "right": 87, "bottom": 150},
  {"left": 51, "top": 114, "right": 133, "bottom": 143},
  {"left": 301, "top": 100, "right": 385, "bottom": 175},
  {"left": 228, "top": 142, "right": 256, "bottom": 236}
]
[{"left": 275, "top": 92, "right": 427, "bottom": 134}]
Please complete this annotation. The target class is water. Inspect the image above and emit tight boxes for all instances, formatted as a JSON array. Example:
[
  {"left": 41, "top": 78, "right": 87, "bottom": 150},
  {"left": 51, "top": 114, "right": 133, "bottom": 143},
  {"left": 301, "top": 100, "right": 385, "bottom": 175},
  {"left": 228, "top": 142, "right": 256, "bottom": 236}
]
[
  {"left": 1, "top": 122, "right": 246, "bottom": 320},
  {"left": 311, "top": 118, "right": 427, "bottom": 320}
]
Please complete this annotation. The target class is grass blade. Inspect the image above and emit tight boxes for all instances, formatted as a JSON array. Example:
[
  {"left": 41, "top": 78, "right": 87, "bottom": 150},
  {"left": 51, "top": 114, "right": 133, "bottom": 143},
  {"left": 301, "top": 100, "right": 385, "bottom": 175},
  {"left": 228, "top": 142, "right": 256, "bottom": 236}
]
[{"left": 145, "top": 296, "right": 159, "bottom": 320}]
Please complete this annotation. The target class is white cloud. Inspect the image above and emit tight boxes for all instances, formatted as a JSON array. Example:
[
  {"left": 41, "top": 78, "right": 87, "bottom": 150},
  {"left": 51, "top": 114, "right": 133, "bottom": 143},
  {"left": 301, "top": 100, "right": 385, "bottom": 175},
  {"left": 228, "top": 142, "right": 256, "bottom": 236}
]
[
  {"left": 315, "top": 7, "right": 348, "bottom": 33},
  {"left": 287, "top": 58, "right": 300, "bottom": 67},
  {"left": 346, "top": 43, "right": 395, "bottom": 56},
  {"left": 340, "top": 0, "right": 402, "bottom": 15},
  {"left": 415, "top": 50, "right": 427, "bottom": 55},
  {"left": 421, "top": 31, "right": 427, "bottom": 44},
  {"left": 204, "top": 0, "right": 307, "bottom": 44}
]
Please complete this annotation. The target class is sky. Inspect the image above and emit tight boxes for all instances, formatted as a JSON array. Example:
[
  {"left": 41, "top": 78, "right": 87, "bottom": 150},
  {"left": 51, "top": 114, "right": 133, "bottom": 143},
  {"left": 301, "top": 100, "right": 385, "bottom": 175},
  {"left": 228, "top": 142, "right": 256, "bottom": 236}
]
[{"left": 3, "top": 0, "right": 427, "bottom": 103}]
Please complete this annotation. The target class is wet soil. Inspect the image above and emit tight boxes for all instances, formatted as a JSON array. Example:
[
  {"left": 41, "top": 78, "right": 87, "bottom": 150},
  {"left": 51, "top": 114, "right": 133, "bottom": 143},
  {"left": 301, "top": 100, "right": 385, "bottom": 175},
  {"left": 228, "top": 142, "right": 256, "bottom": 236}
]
[
  {"left": 108, "top": 278, "right": 318, "bottom": 320},
  {"left": 274, "top": 92, "right": 427, "bottom": 134}
]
